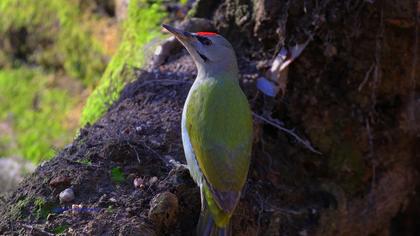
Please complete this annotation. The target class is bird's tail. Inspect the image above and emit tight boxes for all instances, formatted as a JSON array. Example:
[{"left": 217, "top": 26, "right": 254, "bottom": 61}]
[{"left": 196, "top": 201, "right": 231, "bottom": 236}]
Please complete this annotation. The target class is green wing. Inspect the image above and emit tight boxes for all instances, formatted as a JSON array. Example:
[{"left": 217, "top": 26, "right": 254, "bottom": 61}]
[{"left": 186, "top": 77, "right": 253, "bottom": 192}]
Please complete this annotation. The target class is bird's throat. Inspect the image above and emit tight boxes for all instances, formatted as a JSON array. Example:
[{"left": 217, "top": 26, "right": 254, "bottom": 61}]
[{"left": 196, "top": 63, "right": 239, "bottom": 83}]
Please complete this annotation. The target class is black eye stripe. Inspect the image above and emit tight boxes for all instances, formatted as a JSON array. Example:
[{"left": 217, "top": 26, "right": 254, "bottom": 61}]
[
  {"left": 196, "top": 35, "right": 212, "bottom": 46},
  {"left": 197, "top": 52, "right": 208, "bottom": 61}
]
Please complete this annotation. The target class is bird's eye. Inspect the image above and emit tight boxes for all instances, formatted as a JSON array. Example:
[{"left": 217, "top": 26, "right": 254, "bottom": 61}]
[{"left": 196, "top": 35, "right": 212, "bottom": 46}]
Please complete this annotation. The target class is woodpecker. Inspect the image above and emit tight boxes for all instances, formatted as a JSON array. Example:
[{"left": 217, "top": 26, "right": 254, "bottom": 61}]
[{"left": 162, "top": 24, "right": 252, "bottom": 236}]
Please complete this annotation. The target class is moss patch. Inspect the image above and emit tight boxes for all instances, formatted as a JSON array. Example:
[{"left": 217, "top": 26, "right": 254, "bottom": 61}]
[
  {"left": 80, "top": 0, "right": 166, "bottom": 125},
  {"left": 328, "top": 141, "right": 365, "bottom": 194},
  {"left": 77, "top": 158, "right": 92, "bottom": 165},
  {"left": 33, "top": 197, "right": 55, "bottom": 221},
  {"left": 51, "top": 224, "right": 70, "bottom": 234},
  {"left": 9, "top": 197, "right": 31, "bottom": 220},
  {"left": 51, "top": 224, "right": 69, "bottom": 234},
  {"left": 0, "top": 68, "right": 75, "bottom": 162},
  {"left": 9, "top": 196, "right": 56, "bottom": 221},
  {"left": 111, "top": 167, "right": 125, "bottom": 184},
  {"left": 0, "top": 0, "right": 107, "bottom": 84},
  {"left": 0, "top": 0, "right": 117, "bottom": 163}
]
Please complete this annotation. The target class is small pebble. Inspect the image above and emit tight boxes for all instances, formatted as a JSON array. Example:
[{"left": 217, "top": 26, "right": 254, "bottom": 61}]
[
  {"left": 49, "top": 175, "right": 71, "bottom": 188},
  {"left": 71, "top": 204, "right": 83, "bottom": 214},
  {"left": 134, "top": 177, "right": 144, "bottom": 188},
  {"left": 148, "top": 192, "right": 179, "bottom": 229},
  {"left": 109, "top": 197, "right": 117, "bottom": 203},
  {"left": 59, "top": 188, "right": 75, "bottom": 203},
  {"left": 299, "top": 230, "right": 308, "bottom": 236},
  {"left": 149, "top": 176, "right": 158, "bottom": 185}
]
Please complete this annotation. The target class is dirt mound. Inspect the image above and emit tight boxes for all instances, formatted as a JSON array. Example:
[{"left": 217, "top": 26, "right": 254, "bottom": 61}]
[{"left": 0, "top": 54, "right": 198, "bottom": 235}]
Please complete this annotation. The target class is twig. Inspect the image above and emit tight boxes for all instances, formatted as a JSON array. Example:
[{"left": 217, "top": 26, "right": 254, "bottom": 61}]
[
  {"left": 365, "top": 119, "right": 374, "bottom": 159},
  {"left": 20, "top": 223, "right": 54, "bottom": 236},
  {"left": 366, "top": 3, "right": 385, "bottom": 214},
  {"left": 253, "top": 112, "right": 322, "bottom": 154},
  {"left": 409, "top": 0, "right": 419, "bottom": 129},
  {"left": 137, "top": 79, "right": 191, "bottom": 89},
  {"left": 138, "top": 141, "right": 163, "bottom": 159},
  {"left": 358, "top": 63, "right": 375, "bottom": 91},
  {"left": 62, "top": 157, "right": 100, "bottom": 168},
  {"left": 365, "top": 119, "right": 376, "bottom": 192},
  {"left": 371, "top": 7, "right": 384, "bottom": 111},
  {"left": 126, "top": 141, "right": 141, "bottom": 164},
  {"left": 254, "top": 192, "right": 267, "bottom": 235}
]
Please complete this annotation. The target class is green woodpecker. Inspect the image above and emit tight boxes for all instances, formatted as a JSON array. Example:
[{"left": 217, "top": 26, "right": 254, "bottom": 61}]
[{"left": 162, "top": 25, "right": 253, "bottom": 236}]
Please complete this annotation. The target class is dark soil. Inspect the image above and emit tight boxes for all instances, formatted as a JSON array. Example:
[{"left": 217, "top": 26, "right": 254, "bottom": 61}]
[
  {"left": 1, "top": 0, "right": 419, "bottom": 235},
  {"left": 0, "top": 52, "right": 199, "bottom": 235}
]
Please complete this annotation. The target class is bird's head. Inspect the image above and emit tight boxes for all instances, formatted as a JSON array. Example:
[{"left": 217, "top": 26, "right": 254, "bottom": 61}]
[{"left": 162, "top": 24, "right": 238, "bottom": 77}]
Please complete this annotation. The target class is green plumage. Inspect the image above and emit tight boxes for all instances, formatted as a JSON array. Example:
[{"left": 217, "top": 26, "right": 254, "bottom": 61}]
[
  {"left": 186, "top": 76, "right": 252, "bottom": 191},
  {"left": 185, "top": 75, "right": 253, "bottom": 227}
]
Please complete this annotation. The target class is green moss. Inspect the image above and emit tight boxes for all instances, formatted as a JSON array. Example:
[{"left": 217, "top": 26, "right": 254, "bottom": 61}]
[
  {"left": 9, "top": 197, "right": 31, "bottom": 220},
  {"left": 328, "top": 141, "right": 365, "bottom": 193},
  {"left": 77, "top": 158, "right": 92, "bottom": 165},
  {"left": 9, "top": 196, "right": 56, "bottom": 221},
  {"left": 0, "top": 68, "right": 75, "bottom": 162},
  {"left": 0, "top": 0, "right": 106, "bottom": 84},
  {"left": 106, "top": 205, "right": 114, "bottom": 213},
  {"left": 52, "top": 224, "right": 69, "bottom": 234},
  {"left": 111, "top": 167, "right": 125, "bottom": 184},
  {"left": 306, "top": 118, "right": 366, "bottom": 194},
  {"left": 0, "top": 135, "right": 13, "bottom": 157},
  {"left": 80, "top": 0, "right": 166, "bottom": 125},
  {"left": 33, "top": 197, "right": 54, "bottom": 220},
  {"left": 0, "top": 0, "right": 112, "bottom": 162}
]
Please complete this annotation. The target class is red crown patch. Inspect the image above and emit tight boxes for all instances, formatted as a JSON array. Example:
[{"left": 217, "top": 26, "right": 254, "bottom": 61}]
[{"left": 196, "top": 32, "right": 218, "bottom": 36}]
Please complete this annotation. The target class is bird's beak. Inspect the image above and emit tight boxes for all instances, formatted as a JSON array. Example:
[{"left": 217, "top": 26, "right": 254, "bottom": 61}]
[{"left": 162, "top": 24, "right": 194, "bottom": 44}]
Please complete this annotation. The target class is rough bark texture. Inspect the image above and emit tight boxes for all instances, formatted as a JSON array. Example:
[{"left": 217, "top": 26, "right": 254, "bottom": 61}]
[{"left": 0, "top": 0, "right": 419, "bottom": 235}]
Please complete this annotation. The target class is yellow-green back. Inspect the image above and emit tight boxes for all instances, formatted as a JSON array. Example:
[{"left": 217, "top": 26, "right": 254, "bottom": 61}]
[{"left": 185, "top": 76, "right": 253, "bottom": 191}]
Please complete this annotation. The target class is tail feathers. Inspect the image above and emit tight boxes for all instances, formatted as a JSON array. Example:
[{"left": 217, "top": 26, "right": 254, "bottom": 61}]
[{"left": 197, "top": 205, "right": 231, "bottom": 236}]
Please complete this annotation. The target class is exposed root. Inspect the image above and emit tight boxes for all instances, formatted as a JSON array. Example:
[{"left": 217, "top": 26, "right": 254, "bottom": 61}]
[{"left": 253, "top": 112, "right": 322, "bottom": 154}]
